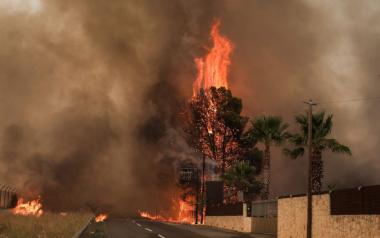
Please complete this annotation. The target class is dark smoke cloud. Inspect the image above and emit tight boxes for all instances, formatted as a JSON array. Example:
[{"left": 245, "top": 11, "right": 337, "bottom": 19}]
[
  {"left": 223, "top": 0, "right": 380, "bottom": 196},
  {"left": 0, "top": 0, "right": 379, "bottom": 212}
]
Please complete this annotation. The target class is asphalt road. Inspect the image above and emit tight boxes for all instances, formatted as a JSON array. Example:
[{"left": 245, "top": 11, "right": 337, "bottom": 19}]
[{"left": 104, "top": 218, "right": 261, "bottom": 238}]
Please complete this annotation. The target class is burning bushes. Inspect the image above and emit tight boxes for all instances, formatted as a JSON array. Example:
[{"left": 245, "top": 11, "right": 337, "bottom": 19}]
[
  {"left": 95, "top": 213, "right": 108, "bottom": 223},
  {"left": 12, "top": 197, "right": 43, "bottom": 217},
  {"left": 139, "top": 192, "right": 196, "bottom": 224}
]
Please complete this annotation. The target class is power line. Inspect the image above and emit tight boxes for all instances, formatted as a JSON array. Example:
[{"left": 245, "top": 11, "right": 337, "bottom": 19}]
[
  {"left": 303, "top": 99, "right": 317, "bottom": 238},
  {"left": 318, "top": 96, "right": 380, "bottom": 105}
]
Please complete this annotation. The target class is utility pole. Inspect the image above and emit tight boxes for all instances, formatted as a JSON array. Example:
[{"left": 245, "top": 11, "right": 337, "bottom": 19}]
[
  {"left": 303, "top": 99, "right": 316, "bottom": 238},
  {"left": 195, "top": 168, "right": 199, "bottom": 224},
  {"left": 200, "top": 155, "right": 206, "bottom": 224}
]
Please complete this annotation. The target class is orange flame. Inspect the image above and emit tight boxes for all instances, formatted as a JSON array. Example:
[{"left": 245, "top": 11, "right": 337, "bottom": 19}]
[
  {"left": 12, "top": 197, "right": 43, "bottom": 217},
  {"left": 193, "top": 19, "right": 233, "bottom": 97},
  {"left": 139, "top": 197, "right": 195, "bottom": 224},
  {"left": 95, "top": 213, "right": 108, "bottom": 222}
]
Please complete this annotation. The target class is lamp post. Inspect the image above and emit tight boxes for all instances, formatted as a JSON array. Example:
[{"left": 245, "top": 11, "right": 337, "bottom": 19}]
[{"left": 303, "top": 99, "right": 316, "bottom": 238}]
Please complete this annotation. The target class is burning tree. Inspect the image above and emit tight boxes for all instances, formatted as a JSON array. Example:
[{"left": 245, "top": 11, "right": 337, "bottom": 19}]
[
  {"left": 139, "top": 19, "right": 236, "bottom": 224},
  {"left": 180, "top": 19, "right": 266, "bottom": 211},
  {"left": 184, "top": 87, "right": 248, "bottom": 176},
  {"left": 183, "top": 19, "right": 245, "bottom": 175}
]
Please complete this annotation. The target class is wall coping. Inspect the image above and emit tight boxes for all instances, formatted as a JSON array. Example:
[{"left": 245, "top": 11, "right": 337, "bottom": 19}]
[{"left": 278, "top": 191, "right": 329, "bottom": 199}]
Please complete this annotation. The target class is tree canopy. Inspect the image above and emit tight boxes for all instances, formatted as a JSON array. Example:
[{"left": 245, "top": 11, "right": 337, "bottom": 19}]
[{"left": 182, "top": 87, "right": 248, "bottom": 175}]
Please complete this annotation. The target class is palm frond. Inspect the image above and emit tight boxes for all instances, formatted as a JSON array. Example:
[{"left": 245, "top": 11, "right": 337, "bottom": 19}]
[
  {"left": 287, "top": 133, "right": 306, "bottom": 146},
  {"left": 291, "top": 111, "right": 352, "bottom": 159},
  {"left": 282, "top": 147, "right": 305, "bottom": 159},
  {"left": 222, "top": 161, "right": 259, "bottom": 191},
  {"left": 322, "top": 138, "right": 352, "bottom": 155},
  {"left": 248, "top": 115, "right": 289, "bottom": 146}
]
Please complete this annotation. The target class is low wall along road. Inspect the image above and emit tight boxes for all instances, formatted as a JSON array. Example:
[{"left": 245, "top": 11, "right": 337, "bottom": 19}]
[
  {"left": 278, "top": 186, "right": 380, "bottom": 238},
  {"left": 205, "top": 202, "right": 277, "bottom": 234}
]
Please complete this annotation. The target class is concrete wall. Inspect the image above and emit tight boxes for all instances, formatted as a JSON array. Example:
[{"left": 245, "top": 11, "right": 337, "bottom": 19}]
[
  {"left": 205, "top": 202, "right": 277, "bottom": 234},
  {"left": 205, "top": 216, "right": 252, "bottom": 232},
  {"left": 278, "top": 194, "right": 380, "bottom": 238},
  {"left": 252, "top": 217, "right": 277, "bottom": 234}
]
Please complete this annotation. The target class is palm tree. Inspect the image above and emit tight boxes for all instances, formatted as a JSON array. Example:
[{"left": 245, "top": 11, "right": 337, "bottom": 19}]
[
  {"left": 283, "top": 111, "right": 351, "bottom": 192},
  {"left": 246, "top": 116, "right": 289, "bottom": 200},
  {"left": 222, "top": 161, "right": 262, "bottom": 202}
]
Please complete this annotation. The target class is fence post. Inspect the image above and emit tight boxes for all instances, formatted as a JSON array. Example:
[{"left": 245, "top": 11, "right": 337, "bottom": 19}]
[
  {"left": 5, "top": 187, "right": 9, "bottom": 208},
  {"left": 0, "top": 185, "right": 3, "bottom": 208},
  {"left": 243, "top": 203, "right": 247, "bottom": 217},
  {"left": 1, "top": 185, "right": 6, "bottom": 208}
]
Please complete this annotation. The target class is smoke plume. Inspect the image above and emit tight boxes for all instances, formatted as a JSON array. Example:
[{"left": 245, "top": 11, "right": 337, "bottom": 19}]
[{"left": 0, "top": 0, "right": 379, "bottom": 212}]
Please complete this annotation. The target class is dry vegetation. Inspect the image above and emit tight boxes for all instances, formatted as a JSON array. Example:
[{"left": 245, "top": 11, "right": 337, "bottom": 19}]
[
  {"left": 80, "top": 222, "right": 106, "bottom": 238},
  {"left": 0, "top": 211, "right": 93, "bottom": 238}
]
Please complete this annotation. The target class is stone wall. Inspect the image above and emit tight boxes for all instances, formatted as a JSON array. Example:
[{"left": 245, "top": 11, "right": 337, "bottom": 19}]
[
  {"left": 252, "top": 217, "right": 277, "bottom": 235},
  {"left": 204, "top": 216, "right": 252, "bottom": 232},
  {"left": 278, "top": 194, "right": 380, "bottom": 238}
]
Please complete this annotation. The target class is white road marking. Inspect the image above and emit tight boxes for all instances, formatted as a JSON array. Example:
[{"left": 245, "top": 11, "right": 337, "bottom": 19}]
[
  {"left": 145, "top": 228, "right": 153, "bottom": 232},
  {"left": 158, "top": 234, "right": 166, "bottom": 238},
  {"left": 136, "top": 223, "right": 142, "bottom": 227}
]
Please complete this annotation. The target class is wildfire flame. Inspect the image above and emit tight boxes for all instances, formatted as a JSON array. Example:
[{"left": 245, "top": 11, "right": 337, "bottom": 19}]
[
  {"left": 193, "top": 19, "right": 233, "bottom": 97},
  {"left": 95, "top": 213, "right": 108, "bottom": 222},
  {"left": 140, "top": 19, "right": 232, "bottom": 226},
  {"left": 13, "top": 197, "right": 43, "bottom": 217},
  {"left": 139, "top": 197, "right": 195, "bottom": 224}
]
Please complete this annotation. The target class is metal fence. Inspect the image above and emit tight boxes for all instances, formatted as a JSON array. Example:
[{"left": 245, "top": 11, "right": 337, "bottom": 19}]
[
  {"left": 330, "top": 185, "right": 380, "bottom": 215},
  {"left": 0, "top": 185, "right": 17, "bottom": 209},
  {"left": 251, "top": 199, "right": 278, "bottom": 218},
  {"left": 206, "top": 202, "right": 243, "bottom": 216}
]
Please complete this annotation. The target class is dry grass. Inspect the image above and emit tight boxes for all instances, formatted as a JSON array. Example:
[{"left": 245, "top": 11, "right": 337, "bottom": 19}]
[
  {"left": 80, "top": 222, "right": 106, "bottom": 238},
  {"left": 0, "top": 211, "right": 93, "bottom": 238}
]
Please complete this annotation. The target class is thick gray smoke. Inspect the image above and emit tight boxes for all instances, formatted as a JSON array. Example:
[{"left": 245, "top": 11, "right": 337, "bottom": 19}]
[{"left": 0, "top": 0, "right": 379, "bottom": 212}]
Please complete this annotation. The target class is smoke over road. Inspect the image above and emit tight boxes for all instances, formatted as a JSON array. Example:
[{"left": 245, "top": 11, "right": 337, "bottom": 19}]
[{"left": 0, "top": 0, "right": 379, "bottom": 211}]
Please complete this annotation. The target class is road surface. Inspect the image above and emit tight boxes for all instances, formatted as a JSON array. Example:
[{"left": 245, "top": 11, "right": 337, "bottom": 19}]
[{"left": 104, "top": 218, "right": 271, "bottom": 238}]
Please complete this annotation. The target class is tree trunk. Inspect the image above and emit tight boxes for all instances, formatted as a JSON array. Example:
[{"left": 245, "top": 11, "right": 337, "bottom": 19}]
[
  {"left": 261, "top": 143, "right": 270, "bottom": 200},
  {"left": 221, "top": 159, "right": 226, "bottom": 177},
  {"left": 311, "top": 150, "right": 323, "bottom": 193}
]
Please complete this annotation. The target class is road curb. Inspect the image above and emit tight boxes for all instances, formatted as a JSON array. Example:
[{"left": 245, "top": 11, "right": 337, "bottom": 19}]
[{"left": 72, "top": 215, "right": 95, "bottom": 238}]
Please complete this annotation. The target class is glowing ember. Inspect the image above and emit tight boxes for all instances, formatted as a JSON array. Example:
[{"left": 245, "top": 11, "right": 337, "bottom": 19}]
[
  {"left": 193, "top": 19, "right": 233, "bottom": 97},
  {"left": 95, "top": 213, "right": 108, "bottom": 222},
  {"left": 13, "top": 197, "right": 43, "bottom": 217}
]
